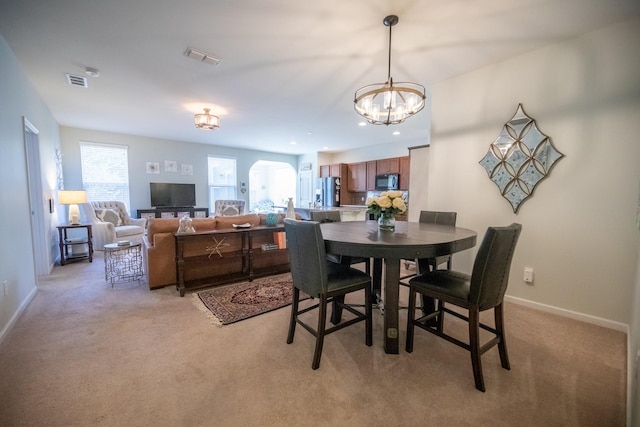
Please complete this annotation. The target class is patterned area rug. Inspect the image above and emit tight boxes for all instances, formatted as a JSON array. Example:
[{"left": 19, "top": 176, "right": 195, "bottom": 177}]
[{"left": 192, "top": 273, "right": 300, "bottom": 326}]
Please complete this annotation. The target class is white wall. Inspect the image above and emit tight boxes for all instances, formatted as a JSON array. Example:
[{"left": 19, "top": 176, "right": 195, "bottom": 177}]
[
  {"left": 426, "top": 18, "right": 640, "bottom": 325},
  {"left": 59, "top": 127, "right": 299, "bottom": 215},
  {"left": 0, "top": 35, "right": 61, "bottom": 342}
]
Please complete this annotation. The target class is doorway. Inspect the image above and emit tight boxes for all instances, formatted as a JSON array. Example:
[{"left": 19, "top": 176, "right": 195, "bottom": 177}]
[
  {"left": 248, "top": 161, "right": 296, "bottom": 212},
  {"left": 24, "top": 117, "right": 49, "bottom": 276}
]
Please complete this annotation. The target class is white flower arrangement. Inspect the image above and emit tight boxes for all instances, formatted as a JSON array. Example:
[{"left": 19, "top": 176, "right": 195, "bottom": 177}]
[{"left": 365, "top": 190, "right": 407, "bottom": 217}]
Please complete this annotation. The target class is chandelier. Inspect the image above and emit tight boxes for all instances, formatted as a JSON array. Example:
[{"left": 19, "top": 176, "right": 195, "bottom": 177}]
[
  {"left": 354, "top": 15, "right": 426, "bottom": 125},
  {"left": 194, "top": 108, "right": 220, "bottom": 130}
]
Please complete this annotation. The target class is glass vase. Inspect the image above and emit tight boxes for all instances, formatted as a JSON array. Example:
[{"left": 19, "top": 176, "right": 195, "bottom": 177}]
[{"left": 378, "top": 212, "right": 396, "bottom": 232}]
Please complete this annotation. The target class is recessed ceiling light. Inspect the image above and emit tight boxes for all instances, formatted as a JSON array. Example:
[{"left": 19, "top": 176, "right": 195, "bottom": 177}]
[
  {"left": 393, "top": 131, "right": 400, "bottom": 135},
  {"left": 290, "top": 141, "right": 297, "bottom": 145},
  {"left": 358, "top": 122, "right": 366, "bottom": 127}
]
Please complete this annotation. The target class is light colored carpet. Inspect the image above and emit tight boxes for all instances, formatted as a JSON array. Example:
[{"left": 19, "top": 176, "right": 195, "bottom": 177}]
[{"left": 0, "top": 253, "right": 626, "bottom": 426}]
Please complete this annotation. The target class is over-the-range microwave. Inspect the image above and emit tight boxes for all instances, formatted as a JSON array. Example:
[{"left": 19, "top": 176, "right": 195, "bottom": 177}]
[{"left": 375, "top": 173, "right": 399, "bottom": 191}]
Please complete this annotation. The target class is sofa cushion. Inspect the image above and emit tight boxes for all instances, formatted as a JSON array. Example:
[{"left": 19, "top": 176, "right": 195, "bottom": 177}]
[
  {"left": 95, "top": 208, "right": 123, "bottom": 226},
  {"left": 115, "top": 225, "right": 145, "bottom": 238}
]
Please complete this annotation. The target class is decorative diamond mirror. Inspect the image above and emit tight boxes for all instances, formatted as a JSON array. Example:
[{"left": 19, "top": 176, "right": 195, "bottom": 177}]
[{"left": 479, "top": 104, "right": 564, "bottom": 213}]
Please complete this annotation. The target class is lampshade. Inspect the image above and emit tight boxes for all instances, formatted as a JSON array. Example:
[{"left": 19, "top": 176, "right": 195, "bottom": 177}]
[
  {"left": 58, "top": 190, "right": 87, "bottom": 205},
  {"left": 354, "top": 15, "right": 426, "bottom": 125},
  {"left": 58, "top": 190, "right": 87, "bottom": 225},
  {"left": 194, "top": 108, "right": 220, "bottom": 130}
]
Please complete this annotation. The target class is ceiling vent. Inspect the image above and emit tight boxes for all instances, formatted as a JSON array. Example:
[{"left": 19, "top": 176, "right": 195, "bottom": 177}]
[
  {"left": 184, "top": 47, "right": 221, "bottom": 66},
  {"left": 66, "top": 73, "right": 88, "bottom": 88}
]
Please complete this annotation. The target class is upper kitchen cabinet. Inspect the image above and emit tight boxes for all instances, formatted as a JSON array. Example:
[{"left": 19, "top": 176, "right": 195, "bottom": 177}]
[
  {"left": 366, "top": 161, "right": 377, "bottom": 190},
  {"left": 376, "top": 158, "right": 400, "bottom": 175},
  {"left": 347, "top": 162, "right": 367, "bottom": 192},
  {"left": 319, "top": 163, "right": 347, "bottom": 178},
  {"left": 330, "top": 163, "right": 347, "bottom": 178}
]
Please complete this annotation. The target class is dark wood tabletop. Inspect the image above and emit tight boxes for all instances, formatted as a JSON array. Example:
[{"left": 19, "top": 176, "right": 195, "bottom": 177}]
[{"left": 320, "top": 220, "right": 477, "bottom": 354}]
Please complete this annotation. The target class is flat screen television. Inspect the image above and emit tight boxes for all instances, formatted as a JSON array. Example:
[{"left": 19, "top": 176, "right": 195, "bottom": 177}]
[{"left": 150, "top": 183, "right": 196, "bottom": 207}]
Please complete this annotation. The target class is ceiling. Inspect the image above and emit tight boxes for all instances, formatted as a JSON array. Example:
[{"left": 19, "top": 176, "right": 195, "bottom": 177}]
[{"left": 1, "top": 1, "right": 638, "bottom": 155}]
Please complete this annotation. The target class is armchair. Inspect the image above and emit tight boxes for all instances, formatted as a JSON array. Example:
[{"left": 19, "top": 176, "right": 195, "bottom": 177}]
[
  {"left": 214, "top": 199, "right": 246, "bottom": 216},
  {"left": 82, "top": 201, "right": 146, "bottom": 250}
]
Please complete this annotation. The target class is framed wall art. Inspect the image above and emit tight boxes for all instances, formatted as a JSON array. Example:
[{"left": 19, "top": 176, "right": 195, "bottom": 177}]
[{"left": 479, "top": 104, "right": 564, "bottom": 213}]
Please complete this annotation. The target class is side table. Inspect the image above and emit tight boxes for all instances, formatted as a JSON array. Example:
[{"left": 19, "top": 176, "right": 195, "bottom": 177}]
[
  {"left": 103, "top": 242, "right": 143, "bottom": 286},
  {"left": 57, "top": 223, "right": 93, "bottom": 265}
]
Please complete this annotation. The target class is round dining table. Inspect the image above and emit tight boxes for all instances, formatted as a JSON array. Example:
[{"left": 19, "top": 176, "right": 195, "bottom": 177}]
[{"left": 320, "top": 220, "right": 477, "bottom": 354}]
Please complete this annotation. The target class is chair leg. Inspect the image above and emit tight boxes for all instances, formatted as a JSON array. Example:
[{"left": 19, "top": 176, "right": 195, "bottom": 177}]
[
  {"left": 436, "top": 300, "right": 445, "bottom": 334},
  {"left": 287, "top": 287, "right": 299, "bottom": 344},
  {"left": 494, "top": 303, "right": 511, "bottom": 370},
  {"left": 405, "top": 287, "right": 417, "bottom": 353},
  {"left": 364, "top": 286, "right": 372, "bottom": 346},
  {"left": 330, "top": 295, "right": 344, "bottom": 325},
  {"left": 312, "top": 295, "right": 328, "bottom": 370},
  {"left": 469, "top": 308, "right": 485, "bottom": 392}
]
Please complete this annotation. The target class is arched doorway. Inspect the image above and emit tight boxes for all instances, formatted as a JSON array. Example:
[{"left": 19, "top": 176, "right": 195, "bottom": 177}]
[{"left": 248, "top": 161, "right": 296, "bottom": 212}]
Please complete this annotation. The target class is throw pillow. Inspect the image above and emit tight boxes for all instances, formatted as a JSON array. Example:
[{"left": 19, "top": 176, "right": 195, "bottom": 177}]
[
  {"left": 221, "top": 205, "right": 239, "bottom": 216},
  {"left": 95, "top": 208, "right": 123, "bottom": 226}
]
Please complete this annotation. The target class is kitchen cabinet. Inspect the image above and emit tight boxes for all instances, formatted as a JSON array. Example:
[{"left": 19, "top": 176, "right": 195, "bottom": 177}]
[
  {"left": 330, "top": 163, "right": 347, "bottom": 178},
  {"left": 366, "top": 161, "right": 377, "bottom": 190},
  {"left": 347, "top": 162, "right": 367, "bottom": 192},
  {"left": 376, "top": 158, "right": 400, "bottom": 175},
  {"left": 320, "top": 163, "right": 347, "bottom": 178}
]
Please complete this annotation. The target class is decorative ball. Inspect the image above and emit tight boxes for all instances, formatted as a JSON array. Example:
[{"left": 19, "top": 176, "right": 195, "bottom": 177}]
[{"left": 265, "top": 212, "right": 279, "bottom": 226}]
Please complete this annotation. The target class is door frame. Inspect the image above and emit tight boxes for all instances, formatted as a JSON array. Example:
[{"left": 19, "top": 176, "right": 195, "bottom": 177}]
[{"left": 23, "top": 117, "right": 49, "bottom": 276}]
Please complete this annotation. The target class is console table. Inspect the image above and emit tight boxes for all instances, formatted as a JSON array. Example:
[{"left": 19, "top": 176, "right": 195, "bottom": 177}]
[
  {"left": 137, "top": 207, "right": 209, "bottom": 220},
  {"left": 174, "top": 225, "right": 289, "bottom": 296},
  {"left": 57, "top": 223, "right": 94, "bottom": 265}
]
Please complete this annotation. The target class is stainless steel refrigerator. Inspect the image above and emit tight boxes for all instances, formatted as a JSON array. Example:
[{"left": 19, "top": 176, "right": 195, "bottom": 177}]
[{"left": 317, "top": 177, "right": 341, "bottom": 207}]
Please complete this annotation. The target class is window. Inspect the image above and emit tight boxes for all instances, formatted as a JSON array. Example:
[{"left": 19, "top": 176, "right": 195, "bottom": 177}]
[
  {"left": 208, "top": 156, "right": 237, "bottom": 212},
  {"left": 80, "top": 142, "right": 130, "bottom": 210}
]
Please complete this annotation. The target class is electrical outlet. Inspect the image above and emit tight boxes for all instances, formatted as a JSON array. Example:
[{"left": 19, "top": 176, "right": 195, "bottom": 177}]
[
  {"left": 2, "top": 280, "right": 7, "bottom": 296},
  {"left": 523, "top": 267, "right": 534, "bottom": 283}
]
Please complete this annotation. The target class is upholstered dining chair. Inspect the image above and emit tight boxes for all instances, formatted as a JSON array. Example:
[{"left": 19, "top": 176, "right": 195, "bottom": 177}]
[
  {"left": 284, "top": 218, "right": 372, "bottom": 370},
  {"left": 399, "top": 210, "right": 457, "bottom": 313},
  {"left": 309, "top": 211, "right": 370, "bottom": 275},
  {"left": 401, "top": 210, "right": 458, "bottom": 277},
  {"left": 405, "top": 223, "right": 522, "bottom": 392}
]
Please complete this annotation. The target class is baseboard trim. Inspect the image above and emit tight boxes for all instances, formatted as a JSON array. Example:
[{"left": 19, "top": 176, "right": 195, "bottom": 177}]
[
  {"left": 0, "top": 286, "right": 38, "bottom": 346},
  {"left": 504, "top": 295, "right": 629, "bottom": 333}
]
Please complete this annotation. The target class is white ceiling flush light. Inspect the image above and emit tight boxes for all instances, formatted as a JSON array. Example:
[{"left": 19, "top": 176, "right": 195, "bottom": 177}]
[
  {"left": 184, "top": 47, "right": 221, "bottom": 66},
  {"left": 358, "top": 122, "right": 367, "bottom": 127},
  {"left": 194, "top": 108, "right": 220, "bottom": 131},
  {"left": 354, "top": 15, "right": 426, "bottom": 126},
  {"left": 85, "top": 67, "right": 100, "bottom": 77}
]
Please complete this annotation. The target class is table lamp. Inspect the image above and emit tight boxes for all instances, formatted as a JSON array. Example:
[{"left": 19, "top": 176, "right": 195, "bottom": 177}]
[{"left": 58, "top": 190, "right": 87, "bottom": 225}]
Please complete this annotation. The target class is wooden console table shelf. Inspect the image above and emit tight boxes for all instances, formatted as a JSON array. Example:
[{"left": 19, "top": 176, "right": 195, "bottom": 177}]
[{"left": 175, "top": 225, "right": 289, "bottom": 296}]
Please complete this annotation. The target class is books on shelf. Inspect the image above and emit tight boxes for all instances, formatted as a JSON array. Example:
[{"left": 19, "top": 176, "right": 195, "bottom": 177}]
[
  {"left": 261, "top": 243, "right": 280, "bottom": 252},
  {"left": 274, "top": 231, "right": 286, "bottom": 249}
]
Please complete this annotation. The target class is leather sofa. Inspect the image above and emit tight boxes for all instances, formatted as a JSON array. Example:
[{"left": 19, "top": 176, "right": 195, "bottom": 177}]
[{"left": 143, "top": 213, "right": 293, "bottom": 290}]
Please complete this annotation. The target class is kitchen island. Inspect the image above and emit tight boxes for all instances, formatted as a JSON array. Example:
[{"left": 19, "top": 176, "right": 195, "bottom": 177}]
[{"left": 293, "top": 205, "right": 368, "bottom": 221}]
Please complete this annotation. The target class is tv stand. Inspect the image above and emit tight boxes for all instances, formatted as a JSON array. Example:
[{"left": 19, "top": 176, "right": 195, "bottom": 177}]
[{"left": 137, "top": 207, "right": 209, "bottom": 219}]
